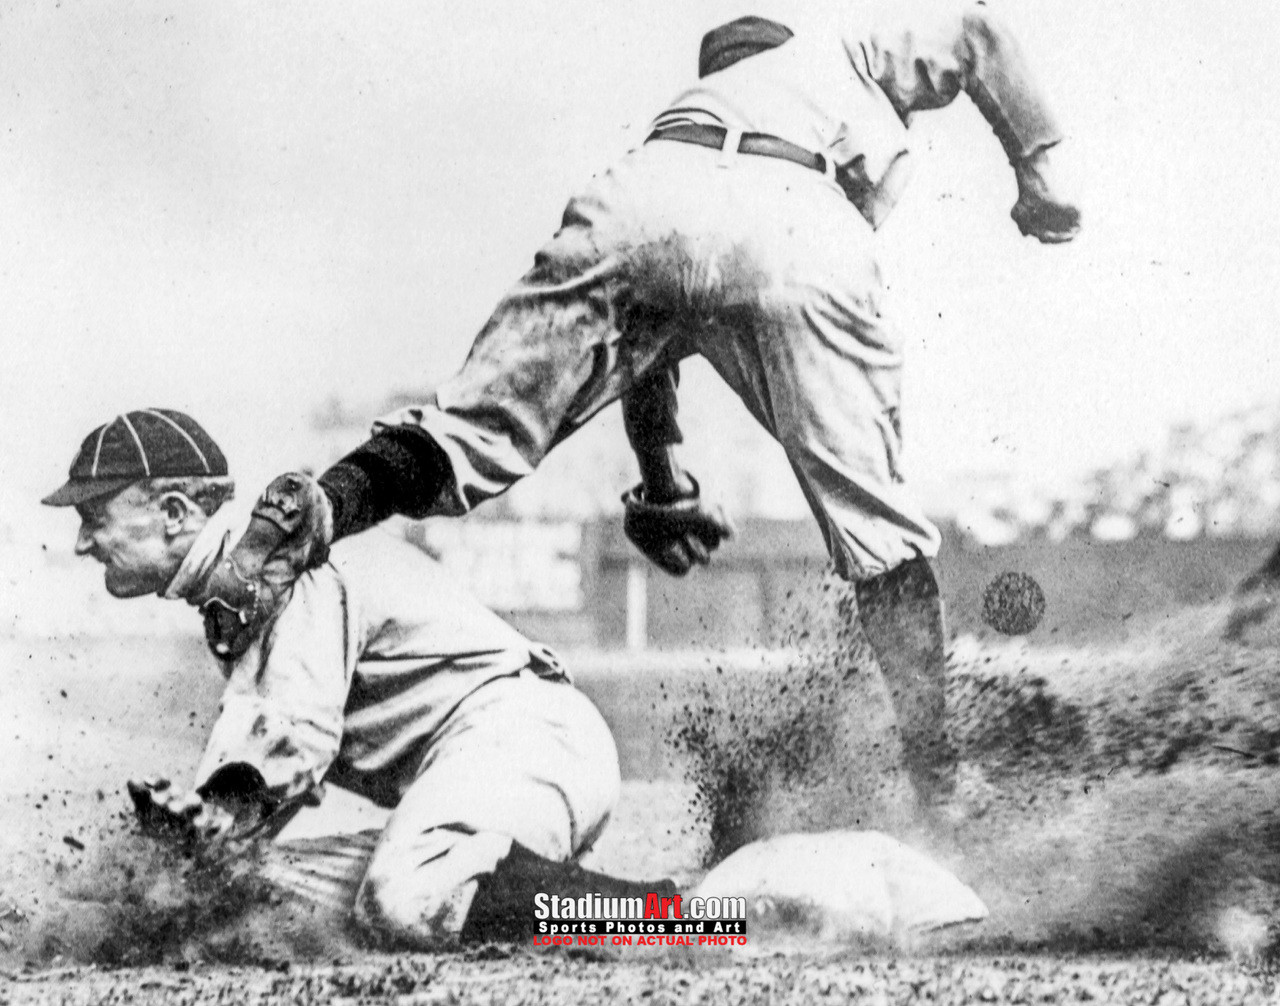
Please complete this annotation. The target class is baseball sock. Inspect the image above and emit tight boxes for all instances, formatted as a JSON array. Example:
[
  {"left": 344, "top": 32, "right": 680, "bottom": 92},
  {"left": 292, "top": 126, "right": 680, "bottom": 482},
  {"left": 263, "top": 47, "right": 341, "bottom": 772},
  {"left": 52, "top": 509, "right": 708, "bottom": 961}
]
[
  {"left": 854, "top": 557, "right": 956, "bottom": 806},
  {"left": 460, "top": 841, "right": 678, "bottom": 943},
  {"left": 318, "top": 425, "right": 455, "bottom": 540}
]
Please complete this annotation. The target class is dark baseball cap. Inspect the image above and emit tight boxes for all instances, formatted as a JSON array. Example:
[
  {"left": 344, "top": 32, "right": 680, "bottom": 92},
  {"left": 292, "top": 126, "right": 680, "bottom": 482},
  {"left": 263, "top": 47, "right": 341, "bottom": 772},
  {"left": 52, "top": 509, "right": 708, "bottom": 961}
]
[
  {"left": 698, "top": 16, "right": 794, "bottom": 78},
  {"left": 42, "top": 409, "right": 229, "bottom": 507}
]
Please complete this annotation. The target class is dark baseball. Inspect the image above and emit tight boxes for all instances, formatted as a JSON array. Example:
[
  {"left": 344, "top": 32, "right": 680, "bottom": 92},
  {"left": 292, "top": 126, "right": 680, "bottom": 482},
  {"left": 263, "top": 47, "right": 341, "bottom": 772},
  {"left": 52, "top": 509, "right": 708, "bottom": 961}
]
[{"left": 982, "top": 571, "right": 1047, "bottom": 635}]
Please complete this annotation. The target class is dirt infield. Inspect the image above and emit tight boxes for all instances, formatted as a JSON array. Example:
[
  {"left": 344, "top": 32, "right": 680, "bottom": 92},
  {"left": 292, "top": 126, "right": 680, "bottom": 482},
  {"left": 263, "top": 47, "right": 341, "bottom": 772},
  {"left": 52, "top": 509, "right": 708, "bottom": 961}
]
[
  {"left": 6, "top": 593, "right": 1280, "bottom": 1001},
  {"left": 7, "top": 952, "right": 1280, "bottom": 1005}
]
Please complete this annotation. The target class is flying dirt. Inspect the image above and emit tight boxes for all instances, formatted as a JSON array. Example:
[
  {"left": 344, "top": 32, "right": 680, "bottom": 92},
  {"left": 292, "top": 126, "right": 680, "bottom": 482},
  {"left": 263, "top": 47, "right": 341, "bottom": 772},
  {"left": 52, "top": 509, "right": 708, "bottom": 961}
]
[{"left": 6, "top": 587, "right": 1280, "bottom": 1002}]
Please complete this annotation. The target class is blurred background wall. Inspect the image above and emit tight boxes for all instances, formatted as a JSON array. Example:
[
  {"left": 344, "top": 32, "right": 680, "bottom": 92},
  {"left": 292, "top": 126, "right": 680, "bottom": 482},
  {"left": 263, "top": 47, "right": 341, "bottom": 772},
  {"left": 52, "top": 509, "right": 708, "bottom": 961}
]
[{"left": 11, "top": 394, "right": 1278, "bottom": 650}]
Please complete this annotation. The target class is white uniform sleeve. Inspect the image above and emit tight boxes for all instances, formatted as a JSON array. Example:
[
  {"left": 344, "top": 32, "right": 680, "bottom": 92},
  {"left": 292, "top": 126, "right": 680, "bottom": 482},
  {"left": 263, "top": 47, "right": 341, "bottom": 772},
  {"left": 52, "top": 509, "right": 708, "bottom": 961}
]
[
  {"left": 852, "top": 1, "right": 1063, "bottom": 163},
  {"left": 195, "top": 565, "right": 360, "bottom": 803}
]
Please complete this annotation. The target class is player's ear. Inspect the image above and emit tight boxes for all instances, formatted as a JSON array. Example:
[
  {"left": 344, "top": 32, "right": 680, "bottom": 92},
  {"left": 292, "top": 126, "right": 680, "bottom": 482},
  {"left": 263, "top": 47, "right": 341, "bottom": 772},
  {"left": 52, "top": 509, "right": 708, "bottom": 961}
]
[{"left": 159, "top": 492, "right": 197, "bottom": 536}]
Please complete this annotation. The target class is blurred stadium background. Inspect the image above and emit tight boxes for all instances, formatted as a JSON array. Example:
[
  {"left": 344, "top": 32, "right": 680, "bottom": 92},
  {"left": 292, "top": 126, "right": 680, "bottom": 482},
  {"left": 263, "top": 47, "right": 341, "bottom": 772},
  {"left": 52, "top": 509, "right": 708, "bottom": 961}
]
[{"left": 6, "top": 384, "right": 1278, "bottom": 651}]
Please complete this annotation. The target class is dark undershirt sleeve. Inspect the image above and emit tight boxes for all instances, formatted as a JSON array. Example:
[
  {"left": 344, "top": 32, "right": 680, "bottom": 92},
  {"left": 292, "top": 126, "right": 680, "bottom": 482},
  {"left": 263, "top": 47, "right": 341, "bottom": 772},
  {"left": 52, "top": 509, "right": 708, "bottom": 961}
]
[
  {"left": 318, "top": 425, "right": 455, "bottom": 541},
  {"left": 622, "top": 364, "right": 684, "bottom": 454}
]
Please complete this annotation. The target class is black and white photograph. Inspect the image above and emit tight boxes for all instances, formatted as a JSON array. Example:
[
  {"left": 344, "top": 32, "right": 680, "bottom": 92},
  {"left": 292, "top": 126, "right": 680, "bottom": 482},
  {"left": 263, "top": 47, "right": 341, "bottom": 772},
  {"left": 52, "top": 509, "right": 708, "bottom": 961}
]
[{"left": 2, "top": 0, "right": 1279, "bottom": 1001}]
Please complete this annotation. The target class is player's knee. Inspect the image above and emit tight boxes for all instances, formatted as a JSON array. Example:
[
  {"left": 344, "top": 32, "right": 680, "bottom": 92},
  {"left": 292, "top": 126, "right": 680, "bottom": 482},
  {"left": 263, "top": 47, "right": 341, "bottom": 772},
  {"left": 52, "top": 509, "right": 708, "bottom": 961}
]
[
  {"left": 354, "top": 828, "right": 512, "bottom": 949},
  {"left": 354, "top": 833, "right": 464, "bottom": 947},
  {"left": 355, "top": 868, "right": 468, "bottom": 949}
]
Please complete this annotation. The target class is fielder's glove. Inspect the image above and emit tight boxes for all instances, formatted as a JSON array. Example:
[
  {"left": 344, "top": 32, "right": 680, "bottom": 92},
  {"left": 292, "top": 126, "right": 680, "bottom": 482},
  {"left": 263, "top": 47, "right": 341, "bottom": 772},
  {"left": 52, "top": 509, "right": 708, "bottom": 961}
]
[
  {"left": 196, "top": 472, "right": 334, "bottom": 662},
  {"left": 1011, "top": 144, "right": 1081, "bottom": 244},
  {"left": 622, "top": 477, "right": 735, "bottom": 576}
]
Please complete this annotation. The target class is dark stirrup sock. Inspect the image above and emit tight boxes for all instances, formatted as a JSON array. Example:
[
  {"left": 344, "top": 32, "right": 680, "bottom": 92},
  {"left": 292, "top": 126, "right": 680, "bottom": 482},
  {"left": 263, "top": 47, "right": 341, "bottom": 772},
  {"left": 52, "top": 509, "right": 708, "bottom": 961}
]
[
  {"left": 854, "top": 556, "right": 956, "bottom": 805},
  {"left": 317, "top": 425, "right": 454, "bottom": 540},
  {"left": 460, "top": 842, "right": 678, "bottom": 943}
]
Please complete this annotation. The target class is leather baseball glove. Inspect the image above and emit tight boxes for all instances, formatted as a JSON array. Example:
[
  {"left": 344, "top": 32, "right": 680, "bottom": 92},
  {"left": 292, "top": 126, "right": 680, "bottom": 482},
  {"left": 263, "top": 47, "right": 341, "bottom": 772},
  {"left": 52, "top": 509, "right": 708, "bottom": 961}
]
[
  {"left": 196, "top": 472, "right": 334, "bottom": 662},
  {"left": 622, "top": 477, "right": 735, "bottom": 576}
]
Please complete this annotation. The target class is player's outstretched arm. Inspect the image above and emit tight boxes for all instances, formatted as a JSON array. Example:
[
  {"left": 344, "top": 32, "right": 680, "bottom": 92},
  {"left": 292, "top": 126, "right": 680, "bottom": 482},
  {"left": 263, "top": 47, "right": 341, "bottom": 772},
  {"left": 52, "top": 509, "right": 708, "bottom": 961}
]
[
  {"left": 953, "top": 5, "right": 1082, "bottom": 241},
  {"left": 861, "top": 2, "right": 1081, "bottom": 242},
  {"left": 621, "top": 367, "right": 735, "bottom": 577}
]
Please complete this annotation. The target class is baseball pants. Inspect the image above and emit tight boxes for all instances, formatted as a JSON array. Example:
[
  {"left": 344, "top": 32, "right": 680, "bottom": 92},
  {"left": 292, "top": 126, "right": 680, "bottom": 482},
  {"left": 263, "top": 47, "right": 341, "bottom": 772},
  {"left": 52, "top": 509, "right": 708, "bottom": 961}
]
[
  {"left": 266, "top": 669, "right": 620, "bottom": 945},
  {"left": 377, "top": 138, "right": 940, "bottom": 580}
]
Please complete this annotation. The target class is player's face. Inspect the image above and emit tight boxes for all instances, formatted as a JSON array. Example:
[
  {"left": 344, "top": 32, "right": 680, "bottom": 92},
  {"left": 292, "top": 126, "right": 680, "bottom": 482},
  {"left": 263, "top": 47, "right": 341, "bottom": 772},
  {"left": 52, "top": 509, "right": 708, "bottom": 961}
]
[{"left": 74, "top": 484, "right": 177, "bottom": 598}]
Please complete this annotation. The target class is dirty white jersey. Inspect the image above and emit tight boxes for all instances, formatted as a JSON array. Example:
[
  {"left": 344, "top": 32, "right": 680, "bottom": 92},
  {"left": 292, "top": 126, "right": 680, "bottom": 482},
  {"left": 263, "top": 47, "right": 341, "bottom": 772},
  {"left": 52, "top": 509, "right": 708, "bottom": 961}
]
[
  {"left": 165, "top": 510, "right": 566, "bottom": 808},
  {"left": 654, "top": 0, "right": 1062, "bottom": 228}
]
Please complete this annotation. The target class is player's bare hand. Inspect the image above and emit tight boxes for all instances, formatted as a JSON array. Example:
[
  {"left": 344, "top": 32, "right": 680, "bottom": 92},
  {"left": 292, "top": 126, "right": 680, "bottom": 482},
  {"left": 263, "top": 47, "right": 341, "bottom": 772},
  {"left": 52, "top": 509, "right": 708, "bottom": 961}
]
[
  {"left": 1011, "top": 144, "right": 1081, "bottom": 244},
  {"left": 622, "top": 477, "right": 735, "bottom": 577},
  {"left": 194, "top": 472, "right": 334, "bottom": 662},
  {"left": 126, "top": 778, "right": 234, "bottom": 844}
]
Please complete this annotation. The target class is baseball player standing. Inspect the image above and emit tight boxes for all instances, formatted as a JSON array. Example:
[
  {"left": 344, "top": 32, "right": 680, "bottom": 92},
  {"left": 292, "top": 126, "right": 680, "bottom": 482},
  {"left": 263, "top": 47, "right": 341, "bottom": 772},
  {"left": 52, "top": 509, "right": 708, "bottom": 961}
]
[
  {"left": 43, "top": 409, "right": 675, "bottom": 946},
  {"left": 199, "top": 0, "right": 1082, "bottom": 808}
]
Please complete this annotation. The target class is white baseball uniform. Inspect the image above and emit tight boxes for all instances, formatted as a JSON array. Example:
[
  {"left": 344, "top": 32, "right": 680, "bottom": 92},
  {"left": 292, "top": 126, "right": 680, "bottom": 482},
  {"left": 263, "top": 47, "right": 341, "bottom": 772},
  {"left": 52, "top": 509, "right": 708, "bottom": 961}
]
[
  {"left": 164, "top": 507, "right": 620, "bottom": 941},
  {"left": 373, "top": 0, "right": 1066, "bottom": 580}
]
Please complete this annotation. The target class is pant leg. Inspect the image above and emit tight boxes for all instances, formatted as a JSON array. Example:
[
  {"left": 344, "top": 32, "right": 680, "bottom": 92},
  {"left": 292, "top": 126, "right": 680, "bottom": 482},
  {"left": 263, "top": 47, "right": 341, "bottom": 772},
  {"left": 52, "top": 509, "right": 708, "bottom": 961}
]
[
  {"left": 668, "top": 149, "right": 941, "bottom": 581},
  {"left": 377, "top": 136, "right": 941, "bottom": 567},
  {"left": 628, "top": 147, "right": 951, "bottom": 806},
  {"left": 353, "top": 672, "right": 620, "bottom": 946},
  {"left": 376, "top": 165, "right": 681, "bottom": 517}
]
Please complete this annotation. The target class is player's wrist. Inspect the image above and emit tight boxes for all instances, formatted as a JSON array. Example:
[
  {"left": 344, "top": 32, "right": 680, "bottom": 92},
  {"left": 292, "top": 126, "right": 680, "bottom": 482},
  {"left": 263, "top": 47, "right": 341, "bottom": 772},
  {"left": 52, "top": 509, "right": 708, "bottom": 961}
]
[
  {"left": 632, "top": 474, "right": 700, "bottom": 508},
  {"left": 1012, "top": 142, "right": 1055, "bottom": 189},
  {"left": 635, "top": 447, "right": 697, "bottom": 505},
  {"left": 641, "top": 477, "right": 697, "bottom": 506}
]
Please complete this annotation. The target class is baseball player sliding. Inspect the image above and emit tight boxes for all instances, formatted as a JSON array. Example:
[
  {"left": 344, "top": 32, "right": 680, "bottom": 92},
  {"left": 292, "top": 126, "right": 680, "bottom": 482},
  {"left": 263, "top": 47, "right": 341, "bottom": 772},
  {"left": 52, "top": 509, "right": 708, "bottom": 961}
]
[
  {"left": 43, "top": 410, "right": 675, "bottom": 947},
  {"left": 199, "top": 1, "right": 1082, "bottom": 808}
]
